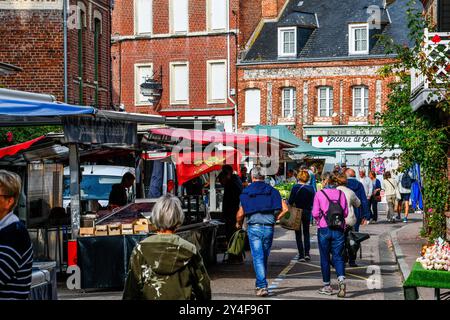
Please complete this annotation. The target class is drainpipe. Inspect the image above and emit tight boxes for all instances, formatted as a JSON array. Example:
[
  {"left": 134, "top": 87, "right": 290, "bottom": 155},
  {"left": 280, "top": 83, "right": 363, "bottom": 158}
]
[
  {"left": 227, "top": 0, "right": 237, "bottom": 133},
  {"left": 63, "top": 0, "right": 68, "bottom": 103}
]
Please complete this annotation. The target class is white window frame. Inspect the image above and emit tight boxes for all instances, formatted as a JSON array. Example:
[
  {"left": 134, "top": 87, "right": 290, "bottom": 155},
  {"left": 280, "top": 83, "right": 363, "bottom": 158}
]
[
  {"left": 207, "top": 0, "right": 228, "bottom": 31},
  {"left": 170, "top": 0, "right": 188, "bottom": 34},
  {"left": 352, "top": 86, "right": 369, "bottom": 117},
  {"left": 134, "top": 0, "right": 153, "bottom": 35},
  {"left": 207, "top": 60, "right": 227, "bottom": 104},
  {"left": 244, "top": 89, "right": 261, "bottom": 126},
  {"left": 170, "top": 61, "right": 189, "bottom": 105},
  {"left": 278, "top": 27, "right": 297, "bottom": 57},
  {"left": 281, "top": 88, "right": 296, "bottom": 118},
  {"left": 348, "top": 23, "right": 369, "bottom": 55},
  {"left": 134, "top": 63, "right": 154, "bottom": 106},
  {"left": 317, "top": 87, "right": 333, "bottom": 117}
]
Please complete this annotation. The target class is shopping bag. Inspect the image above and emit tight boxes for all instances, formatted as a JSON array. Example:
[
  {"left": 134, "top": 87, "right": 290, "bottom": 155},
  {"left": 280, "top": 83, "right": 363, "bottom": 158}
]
[
  {"left": 279, "top": 206, "right": 303, "bottom": 231},
  {"left": 226, "top": 229, "right": 246, "bottom": 256},
  {"left": 347, "top": 231, "right": 370, "bottom": 258}
]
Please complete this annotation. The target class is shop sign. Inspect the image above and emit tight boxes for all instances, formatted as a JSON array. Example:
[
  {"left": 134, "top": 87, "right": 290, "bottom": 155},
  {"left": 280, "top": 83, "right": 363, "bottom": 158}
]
[
  {"left": 63, "top": 116, "right": 138, "bottom": 146},
  {"left": 0, "top": 0, "right": 63, "bottom": 10},
  {"left": 312, "top": 135, "right": 383, "bottom": 149}
]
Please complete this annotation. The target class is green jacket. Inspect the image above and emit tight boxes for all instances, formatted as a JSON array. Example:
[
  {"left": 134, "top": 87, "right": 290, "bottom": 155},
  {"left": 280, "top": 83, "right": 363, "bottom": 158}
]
[{"left": 122, "top": 233, "right": 211, "bottom": 300}]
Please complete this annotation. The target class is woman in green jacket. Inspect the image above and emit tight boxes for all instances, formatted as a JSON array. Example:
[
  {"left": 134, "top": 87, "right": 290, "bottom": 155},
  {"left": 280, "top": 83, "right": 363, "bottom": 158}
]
[{"left": 123, "top": 194, "right": 211, "bottom": 300}]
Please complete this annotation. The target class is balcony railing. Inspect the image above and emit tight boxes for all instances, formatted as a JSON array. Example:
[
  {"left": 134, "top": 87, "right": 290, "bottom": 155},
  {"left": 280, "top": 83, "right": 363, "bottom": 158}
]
[{"left": 410, "top": 29, "right": 450, "bottom": 111}]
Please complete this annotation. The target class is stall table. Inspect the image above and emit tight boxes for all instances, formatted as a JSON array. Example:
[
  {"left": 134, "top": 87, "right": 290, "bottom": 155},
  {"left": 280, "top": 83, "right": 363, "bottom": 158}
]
[
  {"left": 403, "top": 262, "right": 450, "bottom": 300},
  {"left": 76, "top": 221, "right": 220, "bottom": 289}
]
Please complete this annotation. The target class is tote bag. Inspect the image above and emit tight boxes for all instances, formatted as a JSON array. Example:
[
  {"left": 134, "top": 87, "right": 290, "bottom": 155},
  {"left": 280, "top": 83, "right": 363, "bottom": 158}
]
[{"left": 279, "top": 185, "right": 304, "bottom": 231}]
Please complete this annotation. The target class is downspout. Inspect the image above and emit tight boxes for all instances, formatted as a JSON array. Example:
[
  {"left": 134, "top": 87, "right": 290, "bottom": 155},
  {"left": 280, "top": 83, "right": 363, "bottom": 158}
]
[
  {"left": 63, "top": 0, "right": 68, "bottom": 103},
  {"left": 227, "top": 0, "right": 237, "bottom": 133}
]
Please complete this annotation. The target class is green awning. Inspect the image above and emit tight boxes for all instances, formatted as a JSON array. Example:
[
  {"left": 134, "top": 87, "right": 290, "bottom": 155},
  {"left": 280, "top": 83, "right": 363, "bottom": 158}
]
[{"left": 248, "top": 125, "right": 337, "bottom": 158}]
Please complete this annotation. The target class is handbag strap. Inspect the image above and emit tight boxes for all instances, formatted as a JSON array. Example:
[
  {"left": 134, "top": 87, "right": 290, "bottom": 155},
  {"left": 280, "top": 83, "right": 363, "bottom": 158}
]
[
  {"left": 292, "top": 184, "right": 305, "bottom": 208},
  {"left": 387, "top": 179, "right": 395, "bottom": 190}
]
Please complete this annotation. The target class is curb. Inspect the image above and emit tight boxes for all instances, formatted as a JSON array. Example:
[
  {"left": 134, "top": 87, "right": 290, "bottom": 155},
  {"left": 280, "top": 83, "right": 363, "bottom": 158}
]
[{"left": 388, "top": 224, "right": 412, "bottom": 282}]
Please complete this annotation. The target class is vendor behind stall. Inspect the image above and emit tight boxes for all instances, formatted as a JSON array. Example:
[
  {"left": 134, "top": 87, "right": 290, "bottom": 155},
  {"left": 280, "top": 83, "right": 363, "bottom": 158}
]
[{"left": 108, "top": 172, "right": 135, "bottom": 209}]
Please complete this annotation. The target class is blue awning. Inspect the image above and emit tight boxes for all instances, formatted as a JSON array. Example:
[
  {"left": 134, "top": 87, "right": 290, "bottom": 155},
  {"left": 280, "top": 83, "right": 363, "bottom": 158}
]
[{"left": 0, "top": 98, "right": 96, "bottom": 116}]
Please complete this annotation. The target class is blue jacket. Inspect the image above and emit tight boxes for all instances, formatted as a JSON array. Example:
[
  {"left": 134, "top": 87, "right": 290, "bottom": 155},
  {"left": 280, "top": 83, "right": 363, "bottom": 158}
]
[
  {"left": 240, "top": 181, "right": 282, "bottom": 215},
  {"left": 411, "top": 181, "right": 423, "bottom": 210},
  {"left": 347, "top": 177, "right": 369, "bottom": 220}
]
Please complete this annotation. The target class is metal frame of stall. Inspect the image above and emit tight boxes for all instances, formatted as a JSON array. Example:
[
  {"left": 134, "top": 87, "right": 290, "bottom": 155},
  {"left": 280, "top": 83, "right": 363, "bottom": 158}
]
[{"left": 0, "top": 88, "right": 166, "bottom": 241}]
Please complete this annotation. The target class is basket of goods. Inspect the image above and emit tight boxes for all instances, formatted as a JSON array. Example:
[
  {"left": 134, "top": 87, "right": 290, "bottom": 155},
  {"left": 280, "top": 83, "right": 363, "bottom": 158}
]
[{"left": 416, "top": 239, "right": 450, "bottom": 271}]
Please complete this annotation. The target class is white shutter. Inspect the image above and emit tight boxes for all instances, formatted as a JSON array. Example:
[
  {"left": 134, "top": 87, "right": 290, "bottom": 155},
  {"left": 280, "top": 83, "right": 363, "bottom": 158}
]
[
  {"left": 173, "top": 0, "right": 188, "bottom": 33},
  {"left": 245, "top": 89, "right": 261, "bottom": 125},
  {"left": 210, "top": 0, "right": 227, "bottom": 30},
  {"left": 209, "top": 62, "right": 226, "bottom": 102},
  {"left": 136, "top": 65, "right": 153, "bottom": 103},
  {"left": 136, "top": 0, "right": 152, "bottom": 34},
  {"left": 171, "top": 63, "right": 189, "bottom": 103}
]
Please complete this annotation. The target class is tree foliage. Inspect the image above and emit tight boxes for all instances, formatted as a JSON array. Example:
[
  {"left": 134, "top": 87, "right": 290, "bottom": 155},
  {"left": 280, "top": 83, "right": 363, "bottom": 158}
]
[
  {"left": 378, "top": 0, "right": 449, "bottom": 241},
  {"left": 0, "top": 126, "right": 61, "bottom": 148}
]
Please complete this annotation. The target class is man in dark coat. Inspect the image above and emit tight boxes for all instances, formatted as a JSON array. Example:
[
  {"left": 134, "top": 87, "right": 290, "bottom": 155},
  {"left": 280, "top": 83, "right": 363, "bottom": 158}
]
[
  {"left": 345, "top": 168, "right": 368, "bottom": 232},
  {"left": 218, "top": 165, "right": 243, "bottom": 263}
]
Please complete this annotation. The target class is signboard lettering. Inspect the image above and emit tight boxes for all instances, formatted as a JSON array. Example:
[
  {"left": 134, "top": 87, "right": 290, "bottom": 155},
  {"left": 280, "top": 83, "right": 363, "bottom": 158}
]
[{"left": 312, "top": 135, "right": 383, "bottom": 149}]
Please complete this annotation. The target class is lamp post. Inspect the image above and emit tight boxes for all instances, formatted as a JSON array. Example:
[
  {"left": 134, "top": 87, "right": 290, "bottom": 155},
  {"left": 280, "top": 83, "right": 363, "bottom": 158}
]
[{"left": 140, "top": 66, "right": 163, "bottom": 108}]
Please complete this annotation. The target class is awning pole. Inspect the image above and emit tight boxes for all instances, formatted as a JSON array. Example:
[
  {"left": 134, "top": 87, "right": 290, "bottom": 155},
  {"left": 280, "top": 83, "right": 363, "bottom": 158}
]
[
  {"left": 69, "top": 144, "right": 81, "bottom": 239},
  {"left": 209, "top": 172, "right": 217, "bottom": 212}
]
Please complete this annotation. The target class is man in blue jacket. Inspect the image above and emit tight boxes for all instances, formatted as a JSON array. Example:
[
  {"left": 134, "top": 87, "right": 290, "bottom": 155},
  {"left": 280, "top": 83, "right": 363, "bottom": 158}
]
[
  {"left": 345, "top": 168, "right": 368, "bottom": 232},
  {"left": 236, "top": 166, "right": 288, "bottom": 297}
]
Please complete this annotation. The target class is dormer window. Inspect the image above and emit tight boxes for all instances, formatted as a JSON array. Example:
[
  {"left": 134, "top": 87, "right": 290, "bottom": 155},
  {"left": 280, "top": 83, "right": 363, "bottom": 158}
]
[
  {"left": 278, "top": 27, "right": 297, "bottom": 57},
  {"left": 349, "top": 23, "right": 369, "bottom": 55}
]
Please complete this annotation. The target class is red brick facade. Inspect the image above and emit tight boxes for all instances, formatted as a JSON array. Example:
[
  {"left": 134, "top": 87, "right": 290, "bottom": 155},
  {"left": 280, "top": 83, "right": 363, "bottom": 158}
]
[
  {"left": 237, "top": 59, "right": 395, "bottom": 139},
  {"left": 111, "top": 0, "right": 262, "bottom": 127},
  {"left": 0, "top": 1, "right": 111, "bottom": 108}
]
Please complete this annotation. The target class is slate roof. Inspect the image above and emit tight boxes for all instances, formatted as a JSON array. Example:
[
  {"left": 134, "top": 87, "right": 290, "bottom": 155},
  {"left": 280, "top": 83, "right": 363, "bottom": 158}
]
[{"left": 242, "top": 0, "right": 423, "bottom": 63}]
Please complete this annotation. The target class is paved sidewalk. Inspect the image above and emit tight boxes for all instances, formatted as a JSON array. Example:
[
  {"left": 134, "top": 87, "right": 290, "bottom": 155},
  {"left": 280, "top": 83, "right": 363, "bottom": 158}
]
[{"left": 388, "top": 211, "right": 435, "bottom": 300}]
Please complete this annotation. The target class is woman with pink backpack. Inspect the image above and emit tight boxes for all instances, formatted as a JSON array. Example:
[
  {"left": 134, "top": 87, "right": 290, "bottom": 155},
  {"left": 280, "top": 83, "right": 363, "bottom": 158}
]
[{"left": 312, "top": 172, "right": 349, "bottom": 298}]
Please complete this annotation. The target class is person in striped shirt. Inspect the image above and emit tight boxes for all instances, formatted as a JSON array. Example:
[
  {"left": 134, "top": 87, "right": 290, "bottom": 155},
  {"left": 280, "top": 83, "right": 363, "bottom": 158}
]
[{"left": 0, "top": 170, "right": 33, "bottom": 300}]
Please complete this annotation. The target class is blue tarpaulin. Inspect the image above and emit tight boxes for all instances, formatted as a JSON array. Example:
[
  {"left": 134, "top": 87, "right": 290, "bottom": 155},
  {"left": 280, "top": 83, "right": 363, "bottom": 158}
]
[{"left": 0, "top": 98, "right": 96, "bottom": 116}]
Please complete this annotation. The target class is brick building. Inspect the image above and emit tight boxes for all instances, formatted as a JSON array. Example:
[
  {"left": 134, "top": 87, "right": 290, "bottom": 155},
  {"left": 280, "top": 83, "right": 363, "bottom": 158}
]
[
  {"left": 0, "top": 0, "right": 112, "bottom": 107},
  {"left": 111, "top": 0, "right": 264, "bottom": 132},
  {"left": 237, "top": 0, "right": 420, "bottom": 168}
]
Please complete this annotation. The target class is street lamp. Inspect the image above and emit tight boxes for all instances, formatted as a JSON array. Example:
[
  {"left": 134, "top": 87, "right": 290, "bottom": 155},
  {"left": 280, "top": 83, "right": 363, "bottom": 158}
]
[{"left": 140, "top": 66, "right": 163, "bottom": 108}]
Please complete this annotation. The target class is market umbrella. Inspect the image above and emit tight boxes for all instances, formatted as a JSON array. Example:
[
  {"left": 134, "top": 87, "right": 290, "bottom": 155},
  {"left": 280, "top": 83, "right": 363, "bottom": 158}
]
[{"left": 248, "top": 125, "right": 337, "bottom": 157}]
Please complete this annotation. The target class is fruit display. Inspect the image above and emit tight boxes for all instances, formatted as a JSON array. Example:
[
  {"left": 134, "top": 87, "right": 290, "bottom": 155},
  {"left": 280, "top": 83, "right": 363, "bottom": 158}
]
[
  {"left": 274, "top": 182, "right": 296, "bottom": 199},
  {"left": 416, "top": 239, "right": 450, "bottom": 271}
]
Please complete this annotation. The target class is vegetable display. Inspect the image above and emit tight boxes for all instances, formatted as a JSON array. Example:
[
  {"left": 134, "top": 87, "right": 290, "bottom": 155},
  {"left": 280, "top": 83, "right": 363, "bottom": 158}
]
[
  {"left": 416, "top": 238, "right": 450, "bottom": 271},
  {"left": 274, "top": 182, "right": 295, "bottom": 199}
]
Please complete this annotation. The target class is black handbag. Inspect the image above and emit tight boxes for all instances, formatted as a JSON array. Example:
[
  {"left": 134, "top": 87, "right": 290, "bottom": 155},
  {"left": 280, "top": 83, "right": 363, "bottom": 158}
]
[
  {"left": 346, "top": 231, "right": 370, "bottom": 257},
  {"left": 349, "top": 231, "right": 370, "bottom": 243}
]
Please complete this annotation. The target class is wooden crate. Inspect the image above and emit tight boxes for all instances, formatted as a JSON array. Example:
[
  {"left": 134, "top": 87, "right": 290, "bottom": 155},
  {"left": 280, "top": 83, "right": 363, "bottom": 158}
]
[
  {"left": 108, "top": 223, "right": 122, "bottom": 236},
  {"left": 94, "top": 225, "right": 108, "bottom": 236},
  {"left": 79, "top": 227, "right": 95, "bottom": 237}
]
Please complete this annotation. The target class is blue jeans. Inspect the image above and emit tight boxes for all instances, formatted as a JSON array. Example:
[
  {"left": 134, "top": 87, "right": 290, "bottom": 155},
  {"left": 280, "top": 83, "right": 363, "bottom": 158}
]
[
  {"left": 317, "top": 227, "right": 346, "bottom": 285},
  {"left": 295, "top": 211, "right": 311, "bottom": 258},
  {"left": 247, "top": 225, "right": 274, "bottom": 289}
]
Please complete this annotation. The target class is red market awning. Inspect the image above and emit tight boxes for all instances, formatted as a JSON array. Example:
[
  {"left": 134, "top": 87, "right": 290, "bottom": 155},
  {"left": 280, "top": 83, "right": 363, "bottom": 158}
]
[
  {"left": 0, "top": 135, "right": 45, "bottom": 159},
  {"left": 175, "top": 150, "right": 241, "bottom": 185},
  {"left": 149, "top": 128, "right": 272, "bottom": 146}
]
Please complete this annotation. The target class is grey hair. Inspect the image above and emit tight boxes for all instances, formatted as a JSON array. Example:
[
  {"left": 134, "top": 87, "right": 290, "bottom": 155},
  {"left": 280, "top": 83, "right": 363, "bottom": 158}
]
[
  {"left": 251, "top": 166, "right": 266, "bottom": 180},
  {"left": 0, "top": 170, "right": 21, "bottom": 211},
  {"left": 150, "top": 194, "right": 184, "bottom": 231}
]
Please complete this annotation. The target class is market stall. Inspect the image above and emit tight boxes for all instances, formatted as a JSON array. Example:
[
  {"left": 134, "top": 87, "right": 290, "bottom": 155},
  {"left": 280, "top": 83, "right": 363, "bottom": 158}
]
[{"left": 403, "top": 239, "right": 450, "bottom": 300}]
